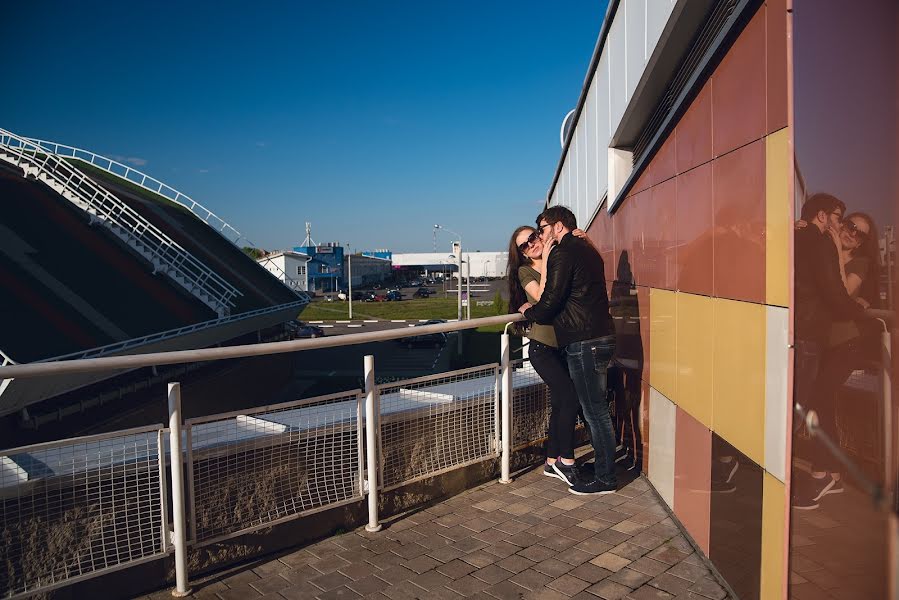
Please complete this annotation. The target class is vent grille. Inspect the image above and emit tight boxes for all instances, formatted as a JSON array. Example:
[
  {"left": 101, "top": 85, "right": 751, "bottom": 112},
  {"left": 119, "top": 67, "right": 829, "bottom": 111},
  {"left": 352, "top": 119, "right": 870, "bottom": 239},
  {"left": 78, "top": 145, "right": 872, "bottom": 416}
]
[{"left": 632, "top": 0, "right": 739, "bottom": 163}]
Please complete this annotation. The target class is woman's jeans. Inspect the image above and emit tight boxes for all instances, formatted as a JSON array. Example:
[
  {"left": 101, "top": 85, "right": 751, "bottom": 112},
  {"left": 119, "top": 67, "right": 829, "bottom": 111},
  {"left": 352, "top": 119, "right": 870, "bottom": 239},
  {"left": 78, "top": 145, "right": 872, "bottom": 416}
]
[
  {"left": 565, "top": 335, "right": 617, "bottom": 485},
  {"left": 528, "top": 340, "right": 579, "bottom": 460}
]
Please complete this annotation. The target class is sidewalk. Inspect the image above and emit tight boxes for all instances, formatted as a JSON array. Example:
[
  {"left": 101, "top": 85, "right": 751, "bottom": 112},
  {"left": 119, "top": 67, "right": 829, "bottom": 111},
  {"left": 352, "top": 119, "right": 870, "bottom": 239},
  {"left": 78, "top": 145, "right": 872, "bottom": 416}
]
[{"left": 144, "top": 466, "right": 732, "bottom": 600}]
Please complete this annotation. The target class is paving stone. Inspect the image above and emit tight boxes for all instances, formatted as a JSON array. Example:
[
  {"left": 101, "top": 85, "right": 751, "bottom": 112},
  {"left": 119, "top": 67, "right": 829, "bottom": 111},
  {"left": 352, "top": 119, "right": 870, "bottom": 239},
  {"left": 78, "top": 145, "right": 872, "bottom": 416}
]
[
  {"left": 568, "top": 562, "right": 613, "bottom": 584},
  {"left": 483, "top": 579, "right": 529, "bottom": 599},
  {"left": 402, "top": 555, "right": 441, "bottom": 575},
  {"left": 546, "top": 573, "right": 590, "bottom": 596},
  {"left": 472, "top": 564, "right": 515, "bottom": 585},
  {"left": 374, "top": 565, "right": 416, "bottom": 585},
  {"left": 609, "top": 542, "right": 650, "bottom": 561},
  {"left": 608, "top": 567, "right": 652, "bottom": 589},
  {"left": 516, "top": 545, "right": 556, "bottom": 562},
  {"left": 506, "top": 532, "right": 541, "bottom": 547},
  {"left": 337, "top": 560, "right": 377, "bottom": 581},
  {"left": 315, "top": 586, "right": 362, "bottom": 600},
  {"left": 447, "top": 574, "right": 491, "bottom": 596},
  {"left": 647, "top": 572, "right": 692, "bottom": 595},
  {"left": 532, "top": 558, "right": 573, "bottom": 578},
  {"left": 687, "top": 577, "right": 727, "bottom": 600},
  {"left": 367, "top": 552, "right": 407, "bottom": 570},
  {"left": 574, "top": 536, "right": 615, "bottom": 556},
  {"left": 476, "top": 528, "right": 513, "bottom": 544},
  {"left": 496, "top": 554, "right": 535, "bottom": 574},
  {"left": 462, "top": 550, "right": 500, "bottom": 568},
  {"left": 453, "top": 537, "right": 491, "bottom": 553},
  {"left": 463, "top": 517, "right": 498, "bottom": 533},
  {"left": 438, "top": 558, "right": 479, "bottom": 579},
  {"left": 310, "top": 571, "right": 353, "bottom": 592},
  {"left": 627, "top": 558, "right": 668, "bottom": 578},
  {"left": 663, "top": 561, "right": 709, "bottom": 584},
  {"left": 555, "top": 546, "right": 594, "bottom": 567},
  {"left": 537, "top": 535, "right": 580, "bottom": 552},
  {"left": 345, "top": 574, "right": 390, "bottom": 596},
  {"left": 524, "top": 587, "right": 568, "bottom": 600},
  {"left": 586, "top": 579, "right": 633, "bottom": 600},
  {"left": 623, "top": 585, "right": 673, "bottom": 599},
  {"left": 595, "top": 529, "right": 632, "bottom": 546},
  {"left": 590, "top": 553, "right": 632, "bottom": 573},
  {"left": 280, "top": 564, "right": 325, "bottom": 585},
  {"left": 221, "top": 569, "right": 261, "bottom": 586},
  {"left": 380, "top": 579, "right": 428, "bottom": 600},
  {"left": 248, "top": 576, "right": 292, "bottom": 595},
  {"left": 610, "top": 521, "right": 648, "bottom": 535},
  {"left": 645, "top": 545, "right": 690, "bottom": 566},
  {"left": 484, "top": 541, "right": 522, "bottom": 559},
  {"left": 576, "top": 519, "right": 610, "bottom": 532},
  {"left": 410, "top": 569, "right": 453, "bottom": 591},
  {"left": 508, "top": 569, "right": 553, "bottom": 591},
  {"left": 279, "top": 582, "right": 333, "bottom": 599},
  {"left": 427, "top": 545, "right": 467, "bottom": 563}
]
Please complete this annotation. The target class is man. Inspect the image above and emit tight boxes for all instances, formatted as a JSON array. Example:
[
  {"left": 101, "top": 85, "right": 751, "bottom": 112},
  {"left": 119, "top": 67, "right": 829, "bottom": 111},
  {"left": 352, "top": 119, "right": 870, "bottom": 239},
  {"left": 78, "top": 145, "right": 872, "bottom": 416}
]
[
  {"left": 518, "top": 206, "right": 617, "bottom": 495},
  {"left": 793, "top": 193, "right": 865, "bottom": 509}
]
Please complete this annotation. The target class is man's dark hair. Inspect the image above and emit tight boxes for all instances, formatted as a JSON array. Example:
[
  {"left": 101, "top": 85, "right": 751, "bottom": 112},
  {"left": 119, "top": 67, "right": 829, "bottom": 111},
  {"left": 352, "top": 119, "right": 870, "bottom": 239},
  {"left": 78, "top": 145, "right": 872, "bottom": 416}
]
[
  {"left": 800, "top": 193, "right": 846, "bottom": 222},
  {"left": 537, "top": 205, "right": 577, "bottom": 231}
]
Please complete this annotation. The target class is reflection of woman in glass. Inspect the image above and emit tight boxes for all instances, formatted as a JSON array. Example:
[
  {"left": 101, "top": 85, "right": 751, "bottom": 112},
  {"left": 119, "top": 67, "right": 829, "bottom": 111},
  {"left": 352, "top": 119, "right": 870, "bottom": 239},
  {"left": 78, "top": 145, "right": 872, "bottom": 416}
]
[
  {"left": 805, "top": 212, "right": 882, "bottom": 506},
  {"left": 835, "top": 212, "right": 880, "bottom": 309},
  {"left": 507, "top": 226, "right": 587, "bottom": 486}
]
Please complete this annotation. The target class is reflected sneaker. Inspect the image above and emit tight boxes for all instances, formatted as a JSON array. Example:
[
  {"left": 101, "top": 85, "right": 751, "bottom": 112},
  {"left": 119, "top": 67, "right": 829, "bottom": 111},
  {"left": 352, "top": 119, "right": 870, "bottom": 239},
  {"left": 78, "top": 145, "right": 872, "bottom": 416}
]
[
  {"left": 551, "top": 461, "right": 580, "bottom": 486},
  {"left": 569, "top": 477, "right": 617, "bottom": 496},
  {"left": 792, "top": 489, "right": 820, "bottom": 511},
  {"left": 544, "top": 463, "right": 562, "bottom": 480},
  {"left": 811, "top": 474, "right": 844, "bottom": 501}
]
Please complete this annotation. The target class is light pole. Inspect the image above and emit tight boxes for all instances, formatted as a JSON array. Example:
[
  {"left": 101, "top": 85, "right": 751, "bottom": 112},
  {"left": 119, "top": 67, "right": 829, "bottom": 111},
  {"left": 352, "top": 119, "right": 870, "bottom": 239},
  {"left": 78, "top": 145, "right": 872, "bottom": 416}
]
[
  {"left": 434, "top": 224, "right": 463, "bottom": 321},
  {"left": 483, "top": 259, "right": 492, "bottom": 279},
  {"left": 348, "top": 252, "right": 353, "bottom": 319},
  {"left": 465, "top": 258, "right": 471, "bottom": 320}
]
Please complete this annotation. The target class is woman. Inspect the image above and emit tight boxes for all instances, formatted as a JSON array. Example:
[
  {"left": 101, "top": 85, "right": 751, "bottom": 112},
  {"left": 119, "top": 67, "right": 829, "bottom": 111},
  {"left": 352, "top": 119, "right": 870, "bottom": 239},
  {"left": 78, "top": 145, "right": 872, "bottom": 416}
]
[
  {"left": 803, "top": 212, "right": 881, "bottom": 505},
  {"left": 506, "top": 225, "right": 581, "bottom": 485}
]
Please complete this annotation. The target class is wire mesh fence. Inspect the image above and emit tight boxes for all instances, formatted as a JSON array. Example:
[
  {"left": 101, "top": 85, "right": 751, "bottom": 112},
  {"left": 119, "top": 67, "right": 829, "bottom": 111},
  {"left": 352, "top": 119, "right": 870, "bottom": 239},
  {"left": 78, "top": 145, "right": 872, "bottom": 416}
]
[
  {"left": 510, "top": 358, "right": 552, "bottom": 450},
  {"left": 0, "top": 425, "right": 165, "bottom": 599},
  {"left": 186, "top": 390, "right": 363, "bottom": 545},
  {"left": 377, "top": 365, "right": 499, "bottom": 490}
]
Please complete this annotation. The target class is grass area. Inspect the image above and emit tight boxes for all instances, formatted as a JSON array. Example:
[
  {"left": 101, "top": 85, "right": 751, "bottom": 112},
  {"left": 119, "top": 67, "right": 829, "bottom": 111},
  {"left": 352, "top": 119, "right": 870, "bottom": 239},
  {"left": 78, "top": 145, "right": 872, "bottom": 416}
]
[
  {"left": 300, "top": 297, "right": 510, "bottom": 328},
  {"left": 67, "top": 159, "right": 197, "bottom": 216}
]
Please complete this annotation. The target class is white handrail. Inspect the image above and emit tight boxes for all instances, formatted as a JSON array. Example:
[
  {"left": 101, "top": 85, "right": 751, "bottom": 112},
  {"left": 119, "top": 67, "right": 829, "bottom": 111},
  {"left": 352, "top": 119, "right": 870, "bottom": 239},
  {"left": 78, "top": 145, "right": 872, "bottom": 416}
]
[
  {"left": 24, "top": 137, "right": 303, "bottom": 298},
  {"left": 0, "top": 129, "right": 241, "bottom": 315},
  {"left": 0, "top": 314, "right": 525, "bottom": 380}
]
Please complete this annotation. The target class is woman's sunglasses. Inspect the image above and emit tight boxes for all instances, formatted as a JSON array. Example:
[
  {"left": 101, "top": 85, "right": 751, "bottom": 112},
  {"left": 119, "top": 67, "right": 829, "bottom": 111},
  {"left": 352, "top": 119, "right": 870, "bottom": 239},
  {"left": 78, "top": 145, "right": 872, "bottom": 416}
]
[
  {"left": 518, "top": 231, "right": 539, "bottom": 253},
  {"left": 843, "top": 219, "right": 869, "bottom": 240}
]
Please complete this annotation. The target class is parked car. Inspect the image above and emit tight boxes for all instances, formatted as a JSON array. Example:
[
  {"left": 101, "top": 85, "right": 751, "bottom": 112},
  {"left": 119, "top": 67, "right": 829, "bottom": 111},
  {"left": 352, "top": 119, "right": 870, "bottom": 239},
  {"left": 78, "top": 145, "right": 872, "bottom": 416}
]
[
  {"left": 287, "top": 321, "right": 325, "bottom": 339},
  {"left": 398, "top": 321, "right": 448, "bottom": 348},
  {"left": 413, "top": 287, "right": 432, "bottom": 298},
  {"left": 409, "top": 279, "right": 423, "bottom": 287},
  {"left": 385, "top": 290, "right": 402, "bottom": 301}
]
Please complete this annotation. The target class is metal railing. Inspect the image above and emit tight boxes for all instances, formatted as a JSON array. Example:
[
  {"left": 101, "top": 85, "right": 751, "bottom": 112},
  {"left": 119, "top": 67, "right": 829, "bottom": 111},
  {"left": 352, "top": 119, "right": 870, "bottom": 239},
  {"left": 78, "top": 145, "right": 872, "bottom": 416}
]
[
  {"left": 23, "top": 137, "right": 305, "bottom": 300},
  {"left": 0, "top": 314, "right": 533, "bottom": 598},
  {"left": 0, "top": 129, "right": 241, "bottom": 316}
]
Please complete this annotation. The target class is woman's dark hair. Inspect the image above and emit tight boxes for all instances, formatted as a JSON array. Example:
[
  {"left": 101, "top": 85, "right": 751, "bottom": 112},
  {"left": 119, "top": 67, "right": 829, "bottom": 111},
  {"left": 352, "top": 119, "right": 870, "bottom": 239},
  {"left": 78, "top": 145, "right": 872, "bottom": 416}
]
[
  {"left": 844, "top": 212, "right": 881, "bottom": 308},
  {"left": 506, "top": 226, "right": 535, "bottom": 333}
]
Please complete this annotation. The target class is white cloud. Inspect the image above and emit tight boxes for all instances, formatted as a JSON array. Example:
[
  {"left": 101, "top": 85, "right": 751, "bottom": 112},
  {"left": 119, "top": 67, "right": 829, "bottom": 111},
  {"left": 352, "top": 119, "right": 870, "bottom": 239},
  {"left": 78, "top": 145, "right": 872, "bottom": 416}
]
[
  {"left": 110, "top": 154, "right": 148, "bottom": 167},
  {"left": 197, "top": 168, "right": 210, "bottom": 174},
  {"left": 255, "top": 141, "right": 268, "bottom": 148}
]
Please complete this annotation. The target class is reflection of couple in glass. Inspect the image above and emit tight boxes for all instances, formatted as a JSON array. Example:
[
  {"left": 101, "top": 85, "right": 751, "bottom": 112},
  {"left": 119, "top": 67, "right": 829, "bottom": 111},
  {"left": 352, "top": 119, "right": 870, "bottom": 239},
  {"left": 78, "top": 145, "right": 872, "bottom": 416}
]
[
  {"left": 506, "top": 206, "right": 619, "bottom": 496},
  {"left": 793, "top": 193, "right": 881, "bottom": 510}
]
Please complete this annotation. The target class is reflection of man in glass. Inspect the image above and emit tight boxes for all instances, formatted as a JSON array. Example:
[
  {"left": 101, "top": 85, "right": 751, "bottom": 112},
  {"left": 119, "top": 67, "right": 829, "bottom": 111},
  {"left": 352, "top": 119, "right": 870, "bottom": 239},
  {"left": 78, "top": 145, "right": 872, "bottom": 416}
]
[{"left": 793, "top": 193, "right": 865, "bottom": 510}]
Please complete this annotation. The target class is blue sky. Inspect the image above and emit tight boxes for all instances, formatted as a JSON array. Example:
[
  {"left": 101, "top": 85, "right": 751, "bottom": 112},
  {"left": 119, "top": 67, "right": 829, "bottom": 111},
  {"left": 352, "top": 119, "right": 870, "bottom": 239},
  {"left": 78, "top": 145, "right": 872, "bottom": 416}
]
[{"left": 3, "top": 1, "right": 607, "bottom": 253}]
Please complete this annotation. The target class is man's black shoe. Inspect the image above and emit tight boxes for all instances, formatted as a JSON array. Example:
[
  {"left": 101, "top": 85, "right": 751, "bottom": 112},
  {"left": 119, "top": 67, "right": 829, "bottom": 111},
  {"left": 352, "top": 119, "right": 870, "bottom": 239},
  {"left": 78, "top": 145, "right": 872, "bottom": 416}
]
[
  {"left": 551, "top": 461, "right": 579, "bottom": 486},
  {"left": 544, "top": 463, "right": 562, "bottom": 480},
  {"left": 569, "top": 477, "right": 617, "bottom": 496}
]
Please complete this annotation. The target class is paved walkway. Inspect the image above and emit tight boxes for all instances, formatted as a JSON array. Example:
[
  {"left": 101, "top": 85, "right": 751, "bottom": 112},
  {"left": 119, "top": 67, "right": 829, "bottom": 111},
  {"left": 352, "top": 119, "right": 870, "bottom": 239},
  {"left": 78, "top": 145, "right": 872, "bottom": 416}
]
[{"left": 148, "top": 466, "right": 732, "bottom": 600}]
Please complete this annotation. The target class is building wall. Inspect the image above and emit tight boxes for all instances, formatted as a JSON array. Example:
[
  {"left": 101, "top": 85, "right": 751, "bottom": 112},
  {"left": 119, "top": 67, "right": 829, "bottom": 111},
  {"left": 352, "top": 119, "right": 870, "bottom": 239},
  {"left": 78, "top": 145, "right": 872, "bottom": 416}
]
[{"left": 556, "top": 2, "right": 793, "bottom": 599}]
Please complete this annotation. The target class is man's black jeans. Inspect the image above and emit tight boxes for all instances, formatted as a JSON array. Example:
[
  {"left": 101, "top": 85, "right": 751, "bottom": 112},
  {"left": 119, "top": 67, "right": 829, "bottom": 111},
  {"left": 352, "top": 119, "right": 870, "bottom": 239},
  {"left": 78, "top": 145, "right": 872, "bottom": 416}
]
[
  {"left": 565, "top": 334, "right": 617, "bottom": 486},
  {"left": 528, "top": 340, "right": 579, "bottom": 460}
]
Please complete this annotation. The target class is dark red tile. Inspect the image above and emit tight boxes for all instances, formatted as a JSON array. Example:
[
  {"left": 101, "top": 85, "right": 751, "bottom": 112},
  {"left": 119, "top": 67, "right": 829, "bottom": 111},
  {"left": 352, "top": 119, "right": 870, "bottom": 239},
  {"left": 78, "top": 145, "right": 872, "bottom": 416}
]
[
  {"left": 712, "top": 139, "right": 766, "bottom": 303},
  {"left": 712, "top": 5, "right": 767, "bottom": 156},
  {"left": 651, "top": 133, "right": 678, "bottom": 186},
  {"left": 675, "top": 81, "right": 713, "bottom": 174},
  {"left": 709, "top": 434, "right": 762, "bottom": 600},
  {"left": 766, "top": 0, "right": 788, "bottom": 132},
  {"left": 675, "top": 163, "right": 714, "bottom": 296},
  {"left": 641, "top": 179, "right": 677, "bottom": 290}
]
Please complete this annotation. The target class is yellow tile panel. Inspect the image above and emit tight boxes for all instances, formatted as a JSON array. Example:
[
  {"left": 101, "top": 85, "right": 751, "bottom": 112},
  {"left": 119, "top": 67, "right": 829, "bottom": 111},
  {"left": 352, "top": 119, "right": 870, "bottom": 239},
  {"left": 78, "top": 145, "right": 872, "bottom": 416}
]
[
  {"left": 765, "top": 128, "right": 790, "bottom": 308},
  {"left": 649, "top": 288, "right": 677, "bottom": 401},
  {"left": 712, "top": 298, "right": 766, "bottom": 465},
  {"left": 675, "top": 293, "right": 714, "bottom": 428},
  {"left": 761, "top": 473, "right": 787, "bottom": 600}
]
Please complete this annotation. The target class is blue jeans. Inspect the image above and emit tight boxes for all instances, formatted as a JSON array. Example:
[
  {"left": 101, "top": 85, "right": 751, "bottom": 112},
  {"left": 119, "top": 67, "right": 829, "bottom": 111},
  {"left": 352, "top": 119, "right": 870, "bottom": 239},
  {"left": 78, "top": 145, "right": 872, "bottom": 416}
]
[{"left": 565, "top": 334, "right": 617, "bottom": 485}]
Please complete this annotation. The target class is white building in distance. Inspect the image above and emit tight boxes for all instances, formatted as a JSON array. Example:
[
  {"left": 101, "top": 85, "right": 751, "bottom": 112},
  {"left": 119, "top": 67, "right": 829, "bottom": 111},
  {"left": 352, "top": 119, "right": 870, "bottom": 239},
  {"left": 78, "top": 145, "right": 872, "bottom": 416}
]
[
  {"left": 257, "top": 251, "right": 311, "bottom": 292},
  {"left": 392, "top": 251, "right": 508, "bottom": 280}
]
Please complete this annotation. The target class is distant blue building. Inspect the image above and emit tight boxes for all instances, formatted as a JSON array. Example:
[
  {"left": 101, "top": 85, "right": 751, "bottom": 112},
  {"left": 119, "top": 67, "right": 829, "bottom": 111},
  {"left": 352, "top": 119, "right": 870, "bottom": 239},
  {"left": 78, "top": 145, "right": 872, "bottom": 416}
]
[{"left": 293, "top": 243, "right": 344, "bottom": 293}]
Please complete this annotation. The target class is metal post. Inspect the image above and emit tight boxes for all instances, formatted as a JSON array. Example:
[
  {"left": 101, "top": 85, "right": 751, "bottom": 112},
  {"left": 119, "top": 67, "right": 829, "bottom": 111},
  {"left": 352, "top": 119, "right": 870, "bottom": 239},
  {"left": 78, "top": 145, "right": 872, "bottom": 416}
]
[
  {"left": 167, "top": 383, "right": 191, "bottom": 597},
  {"left": 500, "top": 333, "right": 512, "bottom": 483},
  {"left": 363, "top": 355, "right": 382, "bottom": 532},
  {"left": 348, "top": 253, "right": 353, "bottom": 320},
  {"left": 456, "top": 241, "right": 463, "bottom": 322},
  {"left": 465, "top": 258, "right": 471, "bottom": 320}
]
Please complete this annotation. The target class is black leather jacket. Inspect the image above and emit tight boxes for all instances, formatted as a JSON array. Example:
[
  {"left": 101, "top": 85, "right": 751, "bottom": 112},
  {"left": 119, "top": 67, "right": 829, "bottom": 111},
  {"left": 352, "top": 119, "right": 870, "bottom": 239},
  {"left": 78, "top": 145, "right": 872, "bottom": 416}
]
[{"left": 524, "top": 232, "right": 614, "bottom": 347}]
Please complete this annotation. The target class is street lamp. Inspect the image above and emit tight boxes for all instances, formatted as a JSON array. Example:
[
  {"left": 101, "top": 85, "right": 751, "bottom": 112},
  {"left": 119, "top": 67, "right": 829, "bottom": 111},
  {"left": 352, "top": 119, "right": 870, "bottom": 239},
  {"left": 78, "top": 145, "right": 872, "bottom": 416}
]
[{"left": 434, "top": 224, "right": 463, "bottom": 321}]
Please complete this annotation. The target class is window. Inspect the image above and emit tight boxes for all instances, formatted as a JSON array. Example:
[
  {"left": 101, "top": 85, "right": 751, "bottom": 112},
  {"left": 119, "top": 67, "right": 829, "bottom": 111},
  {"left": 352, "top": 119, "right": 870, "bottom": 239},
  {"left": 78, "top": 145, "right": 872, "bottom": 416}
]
[{"left": 296, "top": 265, "right": 306, "bottom": 276}]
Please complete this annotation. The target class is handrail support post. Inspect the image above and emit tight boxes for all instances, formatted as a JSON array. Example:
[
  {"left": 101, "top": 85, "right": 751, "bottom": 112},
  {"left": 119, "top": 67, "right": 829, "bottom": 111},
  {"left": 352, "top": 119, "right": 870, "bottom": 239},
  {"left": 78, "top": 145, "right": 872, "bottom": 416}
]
[
  {"left": 168, "top": 383, "right": 192, "bottom": 597},
  {"left": 364, "top": 355, "right": 382, "bottom": 532},
  {"left": 500, "top": 333, "right": 512, "bottom": 483}
]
